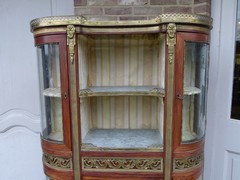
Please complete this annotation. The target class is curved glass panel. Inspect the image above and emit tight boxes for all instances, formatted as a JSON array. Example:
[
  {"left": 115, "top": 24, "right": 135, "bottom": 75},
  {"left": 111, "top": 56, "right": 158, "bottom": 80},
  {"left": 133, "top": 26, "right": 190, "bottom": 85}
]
[
  {"left": 37, "top": 43, "right": 63, "bottom": 143},
  {"left": 182, "top": 42, "right": 208, "bottom": 143}
]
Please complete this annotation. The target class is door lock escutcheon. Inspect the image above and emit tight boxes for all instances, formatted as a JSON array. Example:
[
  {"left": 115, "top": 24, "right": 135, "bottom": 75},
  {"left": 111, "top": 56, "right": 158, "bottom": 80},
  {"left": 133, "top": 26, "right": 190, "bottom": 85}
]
[
  {"left": 64, "top": 92, "right": 68, "bottom": 99},
  {"left": 176, "top": 92, "right": 183, "bottom": 100}
]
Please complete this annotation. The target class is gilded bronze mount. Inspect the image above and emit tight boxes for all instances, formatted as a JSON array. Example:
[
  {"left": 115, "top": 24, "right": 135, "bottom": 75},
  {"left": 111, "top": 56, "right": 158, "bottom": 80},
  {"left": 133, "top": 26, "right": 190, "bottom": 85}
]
[{"left": 30, "top": 13, "right": 212, "bottom": 32}]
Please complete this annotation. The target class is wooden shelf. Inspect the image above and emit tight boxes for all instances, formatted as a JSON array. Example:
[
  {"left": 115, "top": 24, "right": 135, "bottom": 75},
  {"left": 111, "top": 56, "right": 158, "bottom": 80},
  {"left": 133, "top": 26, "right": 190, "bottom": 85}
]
[
  {"left": 48, "top": 131, "right": 63, "bottom": 142},
  {"left": 43, "top": 88, "right": 61, "bottom": 98},
  {"left": 79, "top": 86, "right": 165, "bottom": 97},
  {"left": 79, "top": 86, "right": 200, "bottom": 97},
  {"left": 82, "top": 128, "right": 163, "bottom": 151},
  {"left": 43, "top": 128, "right": 63, "bottom": 142}
]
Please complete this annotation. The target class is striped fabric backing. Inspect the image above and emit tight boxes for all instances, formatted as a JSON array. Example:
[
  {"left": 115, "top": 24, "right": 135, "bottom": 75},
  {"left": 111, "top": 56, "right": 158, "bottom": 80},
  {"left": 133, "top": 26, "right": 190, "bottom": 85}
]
[{"left": 78, "top": 34, "right": 165, "bottom": 140}]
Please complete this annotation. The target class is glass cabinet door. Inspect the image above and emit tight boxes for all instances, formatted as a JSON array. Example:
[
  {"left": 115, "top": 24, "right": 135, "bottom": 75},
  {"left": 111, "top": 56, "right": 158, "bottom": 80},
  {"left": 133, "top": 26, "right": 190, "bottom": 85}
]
[
  {"left": 78, "top": 34, "right": 165, "bottom": 151},
  {"left": 37, "top": 43, "right": 63, "bottom": 142},
  {"left": 182, "top": 42, "right": 209, "bottom": 143}
]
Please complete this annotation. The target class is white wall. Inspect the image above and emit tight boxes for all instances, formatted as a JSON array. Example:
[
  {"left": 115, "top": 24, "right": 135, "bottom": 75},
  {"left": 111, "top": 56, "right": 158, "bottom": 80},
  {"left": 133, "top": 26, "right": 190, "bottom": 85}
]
[
  {"left": 204, "top": 0, "right": 222, "bottom": 179},
  {"left": 0, "top": 1, "right": 73, "bottom": 180}
]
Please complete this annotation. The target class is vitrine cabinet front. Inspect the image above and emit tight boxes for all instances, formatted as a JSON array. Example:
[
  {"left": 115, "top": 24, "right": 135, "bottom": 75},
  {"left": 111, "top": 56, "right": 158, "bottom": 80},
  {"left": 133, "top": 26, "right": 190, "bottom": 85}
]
[{"left": 31, "top": 14, "right": 212, "bottom": 180}]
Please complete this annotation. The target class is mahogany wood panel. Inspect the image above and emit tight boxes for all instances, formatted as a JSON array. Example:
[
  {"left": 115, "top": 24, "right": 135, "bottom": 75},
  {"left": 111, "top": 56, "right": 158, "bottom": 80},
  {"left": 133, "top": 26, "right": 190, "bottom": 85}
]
[
  {"left": 172, "top": 164, "right": 203, "bottom": 180},
  {"left": 82, "top": 171, "right": 163, "bottom": 177},
  {"left": 80, "top": 151, "right": 164, "bottom": 157},
  {"left": 176, "top": 26, "right": 210, "bottom": 35},
  {"left": 174, "top": 141, "right": 204, "bottom": 156},
  {"left": 44, "top": 164, "right": 74, "bottom": 180},
  {"left": 34, "top": 31, "right": 66, "bottom": 38},
  {"left": 83, "top": 177, "right": 162, "bottom": 180},
  {"left": 42, "top": 139, "right": 72, "bottom": 156}
]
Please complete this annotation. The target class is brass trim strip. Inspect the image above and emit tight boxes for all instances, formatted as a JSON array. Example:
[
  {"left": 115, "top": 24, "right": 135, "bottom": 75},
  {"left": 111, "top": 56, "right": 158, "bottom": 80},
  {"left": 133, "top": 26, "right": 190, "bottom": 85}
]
[
  {"left": 176, "top": 25, "right": 210, "bottom": 34},
  {"left": 33, "top": 28, "right": 66, "bottom": 35},
  {"left": 30, "top": 13, "right": 212, "bottom": 31},
  {"left": 79, "top": 26, "right": 161, "bottom": 34},
  {"left": 81, "top": 143, "right": 164, "bottom": 152},
  {"left": 164, "top": 23, "right": 177, "bottom": 180},
  {"left": 68, "top": 25, "right": 81, "bottom": 179},
  {"left": 173, "top": 154, "right": 204, "bottom": 171},
  {"left": 43, "top": 153, "right": 72, "bottom": 170},
  {"left": 31, "top": 16, "right": 86, "bottom": 32},
  {"left": 33, "top": 25, "right": 209, "bottom": 36},
  {"left": 82, "top": 157, "right": 163, "bottom": 172}
]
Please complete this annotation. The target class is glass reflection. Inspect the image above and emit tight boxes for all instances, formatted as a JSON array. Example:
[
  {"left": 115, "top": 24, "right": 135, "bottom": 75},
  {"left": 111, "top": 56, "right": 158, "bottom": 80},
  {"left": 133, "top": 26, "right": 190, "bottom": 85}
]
[
  {"left": 182, "top": 42, "right": 208, "bottom": 143},
  {"left": 37, "top": 43, "right": 63, "bottom": 142}
]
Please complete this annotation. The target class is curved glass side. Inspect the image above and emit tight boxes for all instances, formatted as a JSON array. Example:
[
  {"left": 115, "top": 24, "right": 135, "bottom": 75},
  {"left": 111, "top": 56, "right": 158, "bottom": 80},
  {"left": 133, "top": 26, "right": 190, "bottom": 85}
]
[
  {"left": 182, "top": 42, "right": 209, "bottom": 143},
  {"left": 37, "top": 43, "right": 63, "bottom": 143}
]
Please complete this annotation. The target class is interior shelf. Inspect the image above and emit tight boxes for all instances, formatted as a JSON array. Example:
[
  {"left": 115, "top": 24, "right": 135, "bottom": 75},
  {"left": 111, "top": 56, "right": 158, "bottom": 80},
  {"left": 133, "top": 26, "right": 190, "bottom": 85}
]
[
  {"left": 184, "top": 86, "right": 201, "bottom": 95},
  {"left": 43, "top": 88, "right": 61, "bottom": 98},
  {"left": 82, "top": 129, "right": 163, "bottom": 150},
  {"left": 79, "top": 86, "right": 165, "bottom": 97},
  {"left": 43, "top": 128, "right": 63, "bottom": 142},
  {"left": 79, "top": 86, "right": 200, "bottom": 97},
  {"left": 48, "top": 131, "right": 63, "bottom": 142}
]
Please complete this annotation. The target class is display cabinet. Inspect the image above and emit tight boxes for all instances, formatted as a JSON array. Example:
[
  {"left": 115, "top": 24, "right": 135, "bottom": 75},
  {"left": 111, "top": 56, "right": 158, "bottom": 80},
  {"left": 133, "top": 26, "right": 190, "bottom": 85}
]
[{"left": 30, "top": 14, "right": 212, "bottom": 180}]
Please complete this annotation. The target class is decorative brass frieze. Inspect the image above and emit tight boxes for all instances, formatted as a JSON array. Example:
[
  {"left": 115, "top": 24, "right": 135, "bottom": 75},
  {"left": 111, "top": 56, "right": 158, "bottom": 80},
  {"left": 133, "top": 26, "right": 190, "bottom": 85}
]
[
  {"left": 30, "top": 16, "right": 86, "bottom": 31},
  {"left": 43, "top": 153, "right": 72, "bottom": 170},
  {"left": 67, "top": 25, "right": 76, "bottom": 64},
  {"left": 174, "top": 154, "right": 203, "bottom": 171},
  {"left": 167, "top": 23, "right": 176, "bottom": 64},
  {"left": 82, "top": 157, "right": 163, "bottom": 172},
  {"left": 158, "top": 14, "right": 212, "bottom": 28},
  {"left": 30, "top": 14, "right": 212, "bottom": 31}
]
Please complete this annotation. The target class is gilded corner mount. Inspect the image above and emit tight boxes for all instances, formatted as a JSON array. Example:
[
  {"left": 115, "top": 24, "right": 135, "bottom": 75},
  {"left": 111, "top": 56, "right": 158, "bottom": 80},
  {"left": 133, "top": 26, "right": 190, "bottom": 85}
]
[
  {"left": 67, "top": 25, "right": 76, "bottom": 64},
  {"left": 167, "top": 23, "right": 176, "bottom": 64}
]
